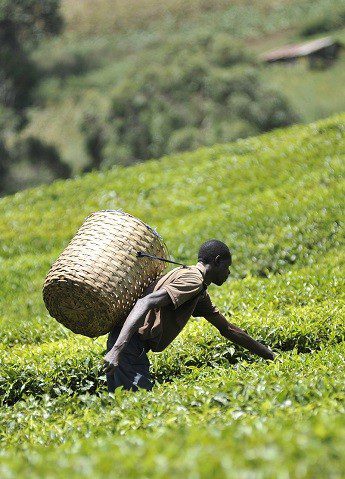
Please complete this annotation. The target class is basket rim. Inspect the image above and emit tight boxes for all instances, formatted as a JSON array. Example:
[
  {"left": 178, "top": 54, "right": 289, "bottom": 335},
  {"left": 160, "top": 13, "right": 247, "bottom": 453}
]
[{"left": 84, "top": 209, "right": 170, "bottom": 260}]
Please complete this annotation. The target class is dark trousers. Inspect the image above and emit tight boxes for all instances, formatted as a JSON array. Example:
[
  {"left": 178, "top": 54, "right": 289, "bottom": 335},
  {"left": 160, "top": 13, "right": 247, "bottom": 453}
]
[{"left": 106, "top": 324, "right": 153, "bottom": 392}]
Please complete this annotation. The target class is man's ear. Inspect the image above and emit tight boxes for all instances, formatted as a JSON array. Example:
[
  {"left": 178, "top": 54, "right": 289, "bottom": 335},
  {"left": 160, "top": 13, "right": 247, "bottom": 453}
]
[{"left": 214, "top": 254, "right": 221, "bottom": 266}]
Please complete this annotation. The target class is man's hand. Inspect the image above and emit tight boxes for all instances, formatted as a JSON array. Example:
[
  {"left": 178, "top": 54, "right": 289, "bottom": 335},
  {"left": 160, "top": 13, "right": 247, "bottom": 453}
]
[
  {"left": 204, "top": 311, "right": 278, "bottom": 361},
  {"left": 272, "top": 351, "right": 282, "bottom": 362},
  {"left": 101, "top": 291, "right": 172, "bottom": 376},
  {"left": 102, "top": 350, "right": 119, "bottom": 375},
  {"left": 268, "top": 351, "right": 277, "bottom": 361}
]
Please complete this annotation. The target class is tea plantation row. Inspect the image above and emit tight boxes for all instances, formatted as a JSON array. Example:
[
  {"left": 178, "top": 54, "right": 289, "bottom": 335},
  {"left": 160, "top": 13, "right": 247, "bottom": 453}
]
[
  {"left": 0, "top": 343, "right": 344, "bottom": 478},
  {"left": 0, "top": 248, "right": 343, "bottom": 405},
  {"left": 0, "top": 114, "right": 343, "bottom": 265},
  {"left": 0, "top": 114, "right": 344, "bottom": 478},
  {"left": 0, "top": 114, "right": 343, "bottom": 345}
]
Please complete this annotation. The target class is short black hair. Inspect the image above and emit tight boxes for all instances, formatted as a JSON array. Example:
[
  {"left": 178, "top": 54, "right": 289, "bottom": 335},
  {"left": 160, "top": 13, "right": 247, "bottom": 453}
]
[{"left": 198, "top": 239, "right": 231, "bottom": 264}]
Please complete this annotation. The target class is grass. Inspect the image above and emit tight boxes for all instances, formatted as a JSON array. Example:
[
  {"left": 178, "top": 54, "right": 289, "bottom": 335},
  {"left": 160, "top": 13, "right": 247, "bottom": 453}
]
[
  {"left": 60, "top": 0, "right": 337, "bottom": 39},
  {"left": 262, "top": 50, "right": 345, "bottom": 123}
]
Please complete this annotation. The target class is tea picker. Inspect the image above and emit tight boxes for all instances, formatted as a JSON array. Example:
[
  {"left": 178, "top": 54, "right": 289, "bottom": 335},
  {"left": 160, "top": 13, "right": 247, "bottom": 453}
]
[{"left": 43, "top": 210, "right": 276, "bottom": 392}]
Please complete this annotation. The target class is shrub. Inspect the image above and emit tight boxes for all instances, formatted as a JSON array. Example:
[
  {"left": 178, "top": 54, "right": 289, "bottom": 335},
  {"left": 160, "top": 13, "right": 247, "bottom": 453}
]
[
  {"left": 299, "top": 9, "right": 345, "bottom": 37},
  {"left": 3, "top": 137, "right": 72, "bottom": 196},
  {"left": 0, "top": 344, "right": 344, "bottom": 478},
  {"left": 81, "top": 34, "right": 298, "bottom": 168},
  {"left": 0, "top": 0, "right": 65, "bottom": 196}
]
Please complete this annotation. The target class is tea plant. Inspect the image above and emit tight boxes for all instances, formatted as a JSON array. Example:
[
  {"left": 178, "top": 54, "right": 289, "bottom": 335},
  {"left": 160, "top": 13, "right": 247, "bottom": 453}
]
[{"left": 0, "top": 114, "right": 344, "bottom": 478}]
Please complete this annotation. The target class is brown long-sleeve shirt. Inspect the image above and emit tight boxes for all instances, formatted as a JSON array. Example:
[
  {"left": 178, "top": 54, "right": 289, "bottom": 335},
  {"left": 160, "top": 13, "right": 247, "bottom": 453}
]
[
  {"left": 137, "top": 263, "right": 274, "bottom": 359},
  {"left": 137, "top": 263, "right": 209, "bottom": 351}
]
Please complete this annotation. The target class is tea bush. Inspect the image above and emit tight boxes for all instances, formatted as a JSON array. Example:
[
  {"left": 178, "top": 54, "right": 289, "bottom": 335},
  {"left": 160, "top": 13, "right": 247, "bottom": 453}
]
[
  {"left": 0, "top": 344, "right": 344, "bottom": 477},
  {"left": 0, "top": 250, "right": 343, "bottom": 405},
  {"left": 0, "top": 114, "right": 344, "bottom": 477},
  {"left": 0, "top": 114, "right": 343, "bottom": 263}
]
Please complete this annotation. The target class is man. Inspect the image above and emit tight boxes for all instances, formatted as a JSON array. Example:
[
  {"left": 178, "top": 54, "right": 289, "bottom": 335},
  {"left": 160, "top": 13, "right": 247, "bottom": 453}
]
[{"left": 103, "top": 239, "right": 276, "bottom": 392}]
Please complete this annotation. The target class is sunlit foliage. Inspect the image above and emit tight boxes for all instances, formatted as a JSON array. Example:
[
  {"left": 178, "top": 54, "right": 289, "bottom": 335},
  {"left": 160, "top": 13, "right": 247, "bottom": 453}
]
[{"left": 0, "top": 114, "right": 344, "bottom": 478}]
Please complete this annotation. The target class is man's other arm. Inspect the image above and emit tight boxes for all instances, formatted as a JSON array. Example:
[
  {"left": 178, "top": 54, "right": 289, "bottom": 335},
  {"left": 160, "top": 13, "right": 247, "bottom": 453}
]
[
  {"left": 205, "top": 311, "right": 276, "bottom": 360},
  {"left": 103, "top": 289, "right": 172, "bottom": 374}
]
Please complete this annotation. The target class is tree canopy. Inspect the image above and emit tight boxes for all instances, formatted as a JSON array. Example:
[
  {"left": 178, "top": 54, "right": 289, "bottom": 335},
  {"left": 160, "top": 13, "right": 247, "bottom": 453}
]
[
  {"left": 82, "top": 34, "right": 299, "bottom": 168},
  {"left": 0, "top": 0, "right": 69, "bottom": 196}
]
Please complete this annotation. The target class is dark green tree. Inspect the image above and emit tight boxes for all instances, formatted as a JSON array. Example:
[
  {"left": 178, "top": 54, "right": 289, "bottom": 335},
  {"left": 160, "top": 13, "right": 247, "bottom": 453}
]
[
  {"left": 0, "top": 0, "right": 66, "bottom": 196},
  {"left": 0, "top": 138, "right": 9, "bottom": 192},
  {"left": 82, "top": 33, "right": 299, "bottom": 169},
  {"left": 0, "top": 0, "right": 63, "bottom": 114}
]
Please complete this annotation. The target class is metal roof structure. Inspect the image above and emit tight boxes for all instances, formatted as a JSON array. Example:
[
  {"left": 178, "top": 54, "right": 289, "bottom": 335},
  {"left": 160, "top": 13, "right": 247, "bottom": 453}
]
[{"left": 260, "top": 37, "right": 341, "bottom": 62}]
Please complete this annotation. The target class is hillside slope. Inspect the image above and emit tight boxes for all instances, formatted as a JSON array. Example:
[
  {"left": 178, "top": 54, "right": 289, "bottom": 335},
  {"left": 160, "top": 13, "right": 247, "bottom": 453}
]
[
  {"left": 23, "top": 0, "right": 345, "bottom": 174},
  {"left": 0, "top": 113, "right": 343, "bottom": 342},
  {"left": 0, "top": 114, "right": 344, "bottom": 478}
]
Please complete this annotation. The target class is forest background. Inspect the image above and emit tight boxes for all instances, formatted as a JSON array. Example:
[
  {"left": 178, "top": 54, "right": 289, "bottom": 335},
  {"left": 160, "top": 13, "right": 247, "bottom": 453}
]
[{"left": 1, "top": 0, "right": 345, "bottom": 196}]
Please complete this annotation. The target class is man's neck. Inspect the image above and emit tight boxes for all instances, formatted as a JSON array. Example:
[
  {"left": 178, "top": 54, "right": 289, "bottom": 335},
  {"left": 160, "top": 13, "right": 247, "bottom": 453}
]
[{"left": 195, "top": 261, "right": 212, "bottom": 286}]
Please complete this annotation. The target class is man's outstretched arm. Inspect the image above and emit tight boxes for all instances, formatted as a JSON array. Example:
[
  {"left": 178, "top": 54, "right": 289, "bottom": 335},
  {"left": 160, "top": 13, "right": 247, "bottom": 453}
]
[
  {"left": 103, "top": 289, "right": 172, "bottom": 375},
  {"left": 205, "top": 311, "right": 276, "bottom": 360}
]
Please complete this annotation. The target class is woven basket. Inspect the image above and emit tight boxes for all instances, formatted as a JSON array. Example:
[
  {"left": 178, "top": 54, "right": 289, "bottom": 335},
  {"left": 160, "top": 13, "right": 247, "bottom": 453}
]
[{"left": 42, "top": 210, "right": 168, "bottom": 337}]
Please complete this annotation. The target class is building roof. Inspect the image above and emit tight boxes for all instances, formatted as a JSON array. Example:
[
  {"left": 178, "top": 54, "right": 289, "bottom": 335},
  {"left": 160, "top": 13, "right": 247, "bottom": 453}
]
[{"left": 260, "top": 37, "right": 340, "bottom": 62}]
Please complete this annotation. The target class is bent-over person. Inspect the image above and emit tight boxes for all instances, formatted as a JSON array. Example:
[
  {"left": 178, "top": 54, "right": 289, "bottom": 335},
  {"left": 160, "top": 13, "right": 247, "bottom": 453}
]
[{"left": 103, "top": 239, "right": 276, "bottom": 392}]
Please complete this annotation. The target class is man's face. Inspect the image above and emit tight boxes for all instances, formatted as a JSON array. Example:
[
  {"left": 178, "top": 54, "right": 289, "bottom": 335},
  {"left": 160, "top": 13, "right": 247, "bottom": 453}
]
[{"left": 211, "top": 256, "right": 231, "bottom": 286}]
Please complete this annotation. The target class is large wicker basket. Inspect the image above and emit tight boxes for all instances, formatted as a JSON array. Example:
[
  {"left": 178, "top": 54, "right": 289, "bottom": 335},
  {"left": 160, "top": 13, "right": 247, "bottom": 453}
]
[{"left": 42, "top": 210, "right": 167, "bottom": 337}]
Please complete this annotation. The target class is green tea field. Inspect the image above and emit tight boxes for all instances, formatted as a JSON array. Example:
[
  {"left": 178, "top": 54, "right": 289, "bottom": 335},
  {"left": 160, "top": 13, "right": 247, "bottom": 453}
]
[{"left": 0, "top": 113, "right": 344, "bottom": 477}]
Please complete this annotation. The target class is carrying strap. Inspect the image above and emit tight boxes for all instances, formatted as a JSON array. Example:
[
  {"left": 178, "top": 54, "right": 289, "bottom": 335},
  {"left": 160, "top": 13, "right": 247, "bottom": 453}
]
[
  {"left": 137, "top": 251, "right": 207, "bottom": 304},
  {"left": 137, "top": 251, "right": 187, "bottom": 268}
]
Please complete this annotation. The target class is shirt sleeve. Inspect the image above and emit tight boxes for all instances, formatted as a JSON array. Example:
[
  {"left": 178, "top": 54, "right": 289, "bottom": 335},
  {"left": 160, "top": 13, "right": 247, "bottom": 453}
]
[
  {"left": 192, "top": 290, "right": 220, "bottom": 318},
  {"left": 161, "top": 272, "right": 204, "bottom": 310}
]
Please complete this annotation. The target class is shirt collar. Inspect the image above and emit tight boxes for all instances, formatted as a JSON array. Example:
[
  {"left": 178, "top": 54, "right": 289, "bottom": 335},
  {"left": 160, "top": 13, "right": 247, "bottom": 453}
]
[{"left": 195, "top": 262, "right": 207, "bottom": 279}]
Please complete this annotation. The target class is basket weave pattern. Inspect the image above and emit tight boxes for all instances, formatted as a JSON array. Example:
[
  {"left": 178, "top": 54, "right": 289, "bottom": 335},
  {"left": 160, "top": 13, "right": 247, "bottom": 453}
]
[{"left": 42, "top": 210, "right": 167, "bottom": 337}]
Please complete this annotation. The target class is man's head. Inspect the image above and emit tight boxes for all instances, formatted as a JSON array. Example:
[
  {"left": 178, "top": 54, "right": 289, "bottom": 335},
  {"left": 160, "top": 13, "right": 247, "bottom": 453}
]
[{"left": 198, "top": 239, "right": 232, "bottom": 286}]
